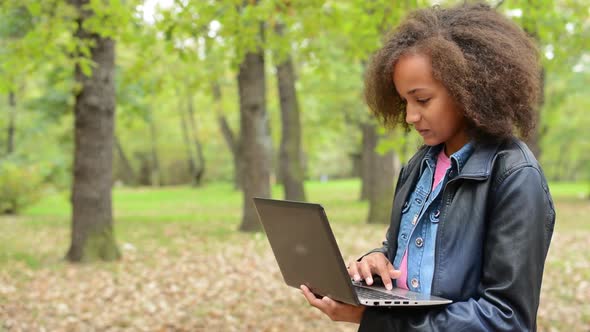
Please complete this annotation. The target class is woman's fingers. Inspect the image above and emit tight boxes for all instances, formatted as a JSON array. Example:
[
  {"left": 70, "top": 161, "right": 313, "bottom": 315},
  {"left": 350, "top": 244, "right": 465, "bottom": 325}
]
[
  {"left": 301, "top": 285, "right": 326, "bottom": 309},
  {"left": 353, "top": 253, "right": 401, "bottom": 289},
  {"left": 300, "top": 285, "right": 365, "bottom": 323},
  {"left": 388, "top": 261, "right": 401, "bottom": 280},
  {"left": 347, "top": 261, "right": 361, "bottom": 281},
  {"left": 348, "top": 254, "right": 401, "bottom": 290},
  {"left": 300, "top": 285, "right": 338, "bottom": 317},
  {"left": 358, "top": 259, "right": 374, "bottom": 285},
  {"left": 376, "top": 261, "right": 394, "bottom": 290}
]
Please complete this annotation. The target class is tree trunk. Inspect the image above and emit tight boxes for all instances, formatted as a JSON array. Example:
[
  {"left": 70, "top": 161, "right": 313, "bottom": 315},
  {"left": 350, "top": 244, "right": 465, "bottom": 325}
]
[
  {"left": 525, "top": 123, "right": 541, "bottom": 159},
  {"left": 367, "top": 145, "right": 398, "bottom": 224},
  {"left": 220, "top": 117, "right": 242, "bottom": 189},
  {"left": 525, "top": 67, "right": 545, "bottom": 159},
  {"left": 179, "top": 104, "right": 197, "bottom": 184},
  {"left": 360, "top": 123, "right": 400, "bottom": 224},
  {"left": 359, "top": 122, "right": 376, "bottom": 201},
  {"left": 114, "top": 134, "right": 136, "bottom": 185},
  {"left": 147, "top": 107, "right": 161, "bottom": 186},
  {"left": 136, "top": 152, "right": 152, "bottom": 186},
  {"left": 186, "top": 94, "right": 205, "bottom": 186},
  {"left": 66, "top": 0, "right": 120, "bottom": 262},
  {"left": 237, "top": 29, "right": 271, "bottom": 232},
  {"left": 206, "top": 30, "right": 241, "bottom": 190},
  {"left": 214, "top": 83, "right": 241, "bottom": 189},
  {"left": 275, "top": 23, "right": 305, "bottom": 202},
  {"left": 6, "top": 90, "right": 16, "bottom": 155}
]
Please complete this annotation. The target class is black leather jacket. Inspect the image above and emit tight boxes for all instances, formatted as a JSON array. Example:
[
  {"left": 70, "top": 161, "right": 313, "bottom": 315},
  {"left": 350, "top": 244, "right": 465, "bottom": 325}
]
[{"left": 359, "top": 138, "right": 555, "bottom": 331}]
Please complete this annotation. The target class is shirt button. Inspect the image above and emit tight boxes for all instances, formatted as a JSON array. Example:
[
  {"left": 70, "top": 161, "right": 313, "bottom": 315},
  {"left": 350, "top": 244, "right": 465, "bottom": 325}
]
[
  {"left": 411, "top": 278, "right": 419, "bottom": 288},
  {"left": 415, "top": 237, "right": 424, "bottom": 248}
]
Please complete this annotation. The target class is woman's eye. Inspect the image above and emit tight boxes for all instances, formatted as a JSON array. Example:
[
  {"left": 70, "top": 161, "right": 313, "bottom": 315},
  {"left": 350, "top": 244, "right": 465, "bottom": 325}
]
[{"left": 417, "top": 98, "right": 431, "bottom": 105}]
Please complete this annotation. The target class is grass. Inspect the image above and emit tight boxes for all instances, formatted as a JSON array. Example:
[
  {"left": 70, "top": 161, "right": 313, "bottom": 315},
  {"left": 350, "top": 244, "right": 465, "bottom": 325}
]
[
  {"left": 20, "top": 179, "right": 369, "bottom": 242},
  {"left": 548, "top": 181, "right": 589, "bottom": 199},
  {"left": 1, "top": 179, "right": 587, "bottom": 268},
  {"left": 0, "top": 179, "right": 589, "bottom": 331},
  {"left": 18, "top": 179, "right": 589, "bottom": 233},
  {"left": 0, "top": 179, "right": 370, "bottom": 270}
]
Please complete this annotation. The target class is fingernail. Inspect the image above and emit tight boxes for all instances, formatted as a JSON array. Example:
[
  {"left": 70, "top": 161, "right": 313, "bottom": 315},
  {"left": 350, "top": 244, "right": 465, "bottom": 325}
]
[
  {"left": 354, "top": 274, "right": 361, "bottom": 281},
  {"left": 367, "top": 277, "right": 373, "bottom": 284},
  {"left": 386, "top": 283, "right": 392, "bottom": 290}
]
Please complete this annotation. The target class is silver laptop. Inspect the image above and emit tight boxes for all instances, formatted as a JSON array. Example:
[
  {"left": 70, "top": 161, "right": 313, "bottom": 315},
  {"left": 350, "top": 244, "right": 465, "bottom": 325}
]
[{"left": 252, "top": 197, "right": 452, "bottom": 307}]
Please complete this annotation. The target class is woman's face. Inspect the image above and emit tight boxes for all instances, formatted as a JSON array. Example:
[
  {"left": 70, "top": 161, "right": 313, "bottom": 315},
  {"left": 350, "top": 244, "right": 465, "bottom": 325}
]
[{"left": 393, "top": 53, "right": 468, "bottom": 156}]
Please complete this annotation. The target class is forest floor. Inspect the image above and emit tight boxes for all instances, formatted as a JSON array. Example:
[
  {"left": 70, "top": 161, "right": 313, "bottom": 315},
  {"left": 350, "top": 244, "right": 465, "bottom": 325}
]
[{"left": 1, "top": 180, "right": 589, "bottom": 331}]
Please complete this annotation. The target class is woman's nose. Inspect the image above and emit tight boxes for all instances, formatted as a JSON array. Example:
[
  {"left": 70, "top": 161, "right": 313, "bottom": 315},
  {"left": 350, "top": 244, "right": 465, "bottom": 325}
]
[{"left": 405, "top": 104, "right": 420, "bottom": 124}]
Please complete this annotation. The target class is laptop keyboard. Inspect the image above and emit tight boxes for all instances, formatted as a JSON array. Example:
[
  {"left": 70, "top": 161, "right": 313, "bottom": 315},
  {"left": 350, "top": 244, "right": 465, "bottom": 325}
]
[{"left": 355, "top": 286, "right": 408, "bottom": 300}]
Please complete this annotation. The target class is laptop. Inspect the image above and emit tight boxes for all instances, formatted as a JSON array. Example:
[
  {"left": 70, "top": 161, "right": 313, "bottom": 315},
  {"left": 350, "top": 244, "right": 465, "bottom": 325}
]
[{"left": 252, "top": 197, "right": 452, "bottom": 307}]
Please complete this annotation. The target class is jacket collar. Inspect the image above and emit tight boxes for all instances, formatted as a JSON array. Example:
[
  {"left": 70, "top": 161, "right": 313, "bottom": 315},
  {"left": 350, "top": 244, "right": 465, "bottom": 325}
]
[
  {"left": 456, "top": 141, "right": 501, "bottom": 179},
  {"left": 412, "top": 141, "right": 501, "bottom": 181},
  {"left": 419, "top": 142, "right": 475, "bottom": 175}
]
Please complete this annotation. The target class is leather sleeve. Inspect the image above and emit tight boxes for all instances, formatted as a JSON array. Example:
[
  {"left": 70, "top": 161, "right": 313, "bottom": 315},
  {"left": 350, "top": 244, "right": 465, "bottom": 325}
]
[
  {"left": 357, "top": 240, "right": 390, "bottom": 262},
  {"left": 358, "top": 166, "right": 555, "bottom": 331}
]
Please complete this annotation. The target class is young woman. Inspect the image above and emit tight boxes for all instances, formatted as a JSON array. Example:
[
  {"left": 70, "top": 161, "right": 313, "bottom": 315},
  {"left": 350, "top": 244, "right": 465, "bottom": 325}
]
[{"left": 301, "top": 3, "right": 555, "bottom": 331}]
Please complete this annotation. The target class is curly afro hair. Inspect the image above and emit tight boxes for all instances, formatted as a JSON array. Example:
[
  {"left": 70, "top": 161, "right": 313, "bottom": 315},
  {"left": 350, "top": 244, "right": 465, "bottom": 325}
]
[{"left": 364, "top": 2, "right": 541, "bottom": 142}]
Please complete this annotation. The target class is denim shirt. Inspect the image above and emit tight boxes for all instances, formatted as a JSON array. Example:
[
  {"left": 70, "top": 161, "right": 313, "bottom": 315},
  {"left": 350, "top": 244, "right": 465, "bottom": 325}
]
[{"left": 393, "top": 142, "right": 474, "bottom": 294}]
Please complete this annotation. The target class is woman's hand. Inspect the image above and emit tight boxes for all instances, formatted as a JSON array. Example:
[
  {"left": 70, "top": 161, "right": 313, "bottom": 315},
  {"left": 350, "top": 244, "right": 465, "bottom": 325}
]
[
  {"left": 348, "top": 252, "right": 400, "bottom": 290},
  {"left": 299, "top": 252, "right": 399, "bottom": 323},
  {"left": 300, "top": 285, "right": 366, "bottom": 323}
]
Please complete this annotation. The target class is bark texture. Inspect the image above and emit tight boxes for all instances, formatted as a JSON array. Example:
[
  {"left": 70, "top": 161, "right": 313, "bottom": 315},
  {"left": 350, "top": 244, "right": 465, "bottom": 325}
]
[
  {"left": 359, "top": 123, "right": 375, "bottom": 201},
  {"left": 237, "top": 38, "right": 271, "bottom": 232},
  {"left": 360, "top": 123, "right": 399, "bottom": 224},
  {"left": 66, "top": 0, "right": 120, "bottom": 262},
  {"left": 275, "top": 24, "right": 305, "bottom": 201},
  {"left": 367, "top": 146, "right": 398, "bottom": 224}
]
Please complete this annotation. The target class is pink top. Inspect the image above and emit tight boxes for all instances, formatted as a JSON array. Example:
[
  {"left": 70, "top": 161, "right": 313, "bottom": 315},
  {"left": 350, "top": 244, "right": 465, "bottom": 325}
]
[
  {"left": 433, "top": 150, "right": 451, "bottom": 189},
  {"left": 397, "top": 149, "right": 451, "bottom": 290}
]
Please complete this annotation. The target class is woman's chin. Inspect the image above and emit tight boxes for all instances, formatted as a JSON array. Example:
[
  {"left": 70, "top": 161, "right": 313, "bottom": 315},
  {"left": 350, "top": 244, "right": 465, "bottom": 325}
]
[{"left": 421, "top": 138, "right": 442, "bottom": 146}]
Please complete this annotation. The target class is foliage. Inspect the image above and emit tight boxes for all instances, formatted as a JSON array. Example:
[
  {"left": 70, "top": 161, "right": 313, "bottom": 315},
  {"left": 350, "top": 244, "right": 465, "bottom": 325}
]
[
  {"left": 0, "top": 159, "right": 45, "bottom": 214},
  {"left": 541, "top": 70, "right": 590, "bottom": 180},
  {"left": 0, "top": 0, "right": 588, "bottom": 187}
]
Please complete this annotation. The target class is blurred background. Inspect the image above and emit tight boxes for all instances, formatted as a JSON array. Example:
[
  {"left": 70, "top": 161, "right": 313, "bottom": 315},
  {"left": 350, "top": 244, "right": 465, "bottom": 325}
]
[{"left": 0, "top": 0, "right": 588, "bottom": 331}]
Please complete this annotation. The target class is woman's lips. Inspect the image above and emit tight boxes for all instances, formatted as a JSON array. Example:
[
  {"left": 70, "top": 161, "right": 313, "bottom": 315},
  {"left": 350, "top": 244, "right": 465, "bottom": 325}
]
[{"left": 417, "top": 129, "right": 430, "bottom": 136}]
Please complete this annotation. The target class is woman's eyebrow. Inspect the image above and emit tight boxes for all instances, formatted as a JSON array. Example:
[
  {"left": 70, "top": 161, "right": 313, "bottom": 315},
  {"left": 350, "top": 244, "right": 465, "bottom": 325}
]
[{"left": 407, "top": 88, "right": 428, "bottom": 95}]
